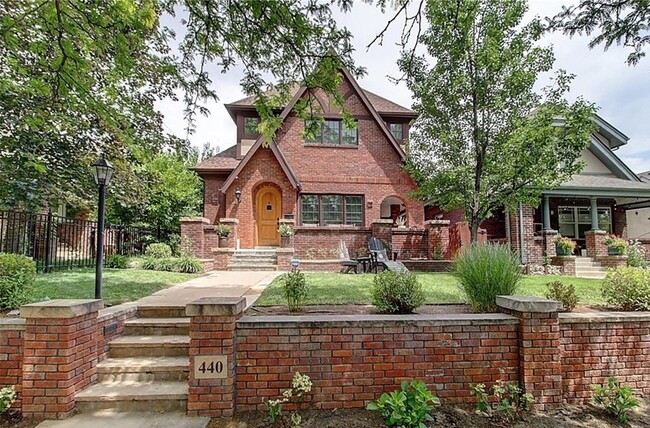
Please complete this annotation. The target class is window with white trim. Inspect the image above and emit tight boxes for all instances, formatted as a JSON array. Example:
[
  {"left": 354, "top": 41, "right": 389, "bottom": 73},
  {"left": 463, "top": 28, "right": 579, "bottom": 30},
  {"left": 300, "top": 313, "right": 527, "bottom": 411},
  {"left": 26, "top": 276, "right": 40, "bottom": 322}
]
[{"left": 558, "top": 206, "right": 611, "bottom": 238}]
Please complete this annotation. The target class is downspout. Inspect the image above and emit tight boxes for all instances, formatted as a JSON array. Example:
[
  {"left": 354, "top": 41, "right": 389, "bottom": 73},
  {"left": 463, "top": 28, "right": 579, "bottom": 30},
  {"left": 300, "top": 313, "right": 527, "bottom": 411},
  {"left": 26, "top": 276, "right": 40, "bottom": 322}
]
[
  {"left": 518, "top": 202, "right": 526, "bottom": 264},
  {"left": 505, "top": 208, "right": 511, "bottom": 251}
]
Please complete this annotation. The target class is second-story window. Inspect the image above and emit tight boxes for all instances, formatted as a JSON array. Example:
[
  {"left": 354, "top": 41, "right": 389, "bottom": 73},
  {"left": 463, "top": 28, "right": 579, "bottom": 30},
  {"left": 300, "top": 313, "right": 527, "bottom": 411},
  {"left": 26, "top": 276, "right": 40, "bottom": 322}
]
[
  {"left": 389, "top": 123, "right": 403, "bottom": 141},
  {"left": 305, "top": 120, "right": 358, "bottom": 146},
  {"left": 244, "top": 117, "right": 260, "bottom": 135}
]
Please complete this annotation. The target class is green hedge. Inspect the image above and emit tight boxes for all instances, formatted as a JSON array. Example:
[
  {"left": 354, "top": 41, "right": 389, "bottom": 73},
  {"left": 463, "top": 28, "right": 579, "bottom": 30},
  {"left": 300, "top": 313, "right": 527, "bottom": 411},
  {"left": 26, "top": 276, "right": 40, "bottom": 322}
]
[{"left": 0, "top": 253, "right": 35, "bottom": 309}]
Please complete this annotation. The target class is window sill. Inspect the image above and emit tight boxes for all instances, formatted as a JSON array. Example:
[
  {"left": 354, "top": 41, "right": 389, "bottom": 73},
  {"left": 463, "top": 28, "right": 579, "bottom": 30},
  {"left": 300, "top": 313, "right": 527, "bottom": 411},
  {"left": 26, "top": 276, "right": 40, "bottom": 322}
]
[{"left": 303, "top": 144, "right": 358, "bottom": 149}]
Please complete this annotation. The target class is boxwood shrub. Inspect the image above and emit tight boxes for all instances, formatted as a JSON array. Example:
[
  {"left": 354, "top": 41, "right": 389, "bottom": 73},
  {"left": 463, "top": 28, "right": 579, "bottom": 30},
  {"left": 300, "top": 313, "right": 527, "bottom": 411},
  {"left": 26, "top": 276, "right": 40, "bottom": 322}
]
[{"left": 0, "top": 253, "right": 35, "bottom": 309}]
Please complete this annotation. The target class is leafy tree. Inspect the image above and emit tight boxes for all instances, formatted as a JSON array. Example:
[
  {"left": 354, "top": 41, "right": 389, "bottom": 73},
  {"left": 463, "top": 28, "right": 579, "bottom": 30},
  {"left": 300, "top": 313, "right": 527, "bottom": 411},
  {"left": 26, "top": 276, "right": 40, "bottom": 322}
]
[
  {"left": 0, "top": 0, "right": 361, "bottom": 211},
  {"left": 400, "top": 0, "right": 596, "bottom": 242},
  {"left": 549, "top": 0, "right": 650, "bottom": 66}
]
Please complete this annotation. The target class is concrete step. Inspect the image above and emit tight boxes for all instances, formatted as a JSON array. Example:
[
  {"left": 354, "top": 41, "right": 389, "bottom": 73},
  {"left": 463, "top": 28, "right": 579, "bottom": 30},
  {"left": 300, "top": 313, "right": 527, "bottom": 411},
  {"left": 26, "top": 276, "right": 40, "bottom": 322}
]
[
  {"left": 108, "top": 336, "right": 189, "bottom": 358},
  {"left": 35, "top": 410, "right": 209, "bottom": 428},
  {"left": 137, "top": 305, "right": 187, "bottom": 319},
  {"left": 124, "top": 318, "right": 190, "bottom": 336},
  {"left": 227, "top": 264, "right": 278, "bottom": 271},
  {"left": 230, "top": 256, "right": 278, "bottom": 263},
  {"left": 75, "top": 381, "right": 187, "bottom": 413},
  {"left": 97, "top": 357, "right": 188, "bottom": 382},
  {"left": 575, "top": 266, "right": 608, "bottom": 273},
  {"left": 576, "top": 272, "right": 607, "bottom": 279}
]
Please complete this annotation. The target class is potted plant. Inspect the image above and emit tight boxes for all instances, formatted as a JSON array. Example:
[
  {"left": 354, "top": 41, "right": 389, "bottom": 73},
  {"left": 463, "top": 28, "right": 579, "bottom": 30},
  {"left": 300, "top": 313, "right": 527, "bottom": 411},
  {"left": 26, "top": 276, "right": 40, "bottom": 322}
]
[
  {"left": 604, "top": 234, "right": 628, "bottom": 255},
  {"left": 216, "top": 223, "right": 231, "bottom": 248},
  {"left": 555, "top": 236, "right": 576, "bottom": 256},
  {"left": 278, "top": 223, "right": 295, "bottom": 247}
]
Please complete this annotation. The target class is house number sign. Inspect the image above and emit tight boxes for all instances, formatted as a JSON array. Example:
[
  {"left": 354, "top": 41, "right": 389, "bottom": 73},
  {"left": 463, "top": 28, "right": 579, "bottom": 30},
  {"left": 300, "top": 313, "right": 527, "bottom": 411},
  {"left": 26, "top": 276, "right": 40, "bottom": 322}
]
[{"left": 194, "top": 355, "right": 228, "bottom": 379}]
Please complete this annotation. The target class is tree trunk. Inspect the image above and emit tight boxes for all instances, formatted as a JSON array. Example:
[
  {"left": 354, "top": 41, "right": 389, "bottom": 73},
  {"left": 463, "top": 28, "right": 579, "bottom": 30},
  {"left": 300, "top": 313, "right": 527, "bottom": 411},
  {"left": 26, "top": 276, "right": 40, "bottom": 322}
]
[{"left": 469, "top": 215, "right": 480, "bottom": 244}]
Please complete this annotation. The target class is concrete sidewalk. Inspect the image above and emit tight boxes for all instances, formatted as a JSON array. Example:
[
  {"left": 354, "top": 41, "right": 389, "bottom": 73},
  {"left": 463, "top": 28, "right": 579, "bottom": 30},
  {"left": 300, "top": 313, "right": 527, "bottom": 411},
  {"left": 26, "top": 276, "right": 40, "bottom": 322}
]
[{"left": 135, "top": 270, "right": 282, "bottom": 309}]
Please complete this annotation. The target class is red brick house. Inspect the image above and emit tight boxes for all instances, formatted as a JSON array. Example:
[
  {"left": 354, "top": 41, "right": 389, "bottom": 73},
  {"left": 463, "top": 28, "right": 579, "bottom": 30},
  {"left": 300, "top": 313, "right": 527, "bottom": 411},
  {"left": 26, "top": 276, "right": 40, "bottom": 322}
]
[{"left": 187, "top": 67, "right": 429, "bottom": 269}]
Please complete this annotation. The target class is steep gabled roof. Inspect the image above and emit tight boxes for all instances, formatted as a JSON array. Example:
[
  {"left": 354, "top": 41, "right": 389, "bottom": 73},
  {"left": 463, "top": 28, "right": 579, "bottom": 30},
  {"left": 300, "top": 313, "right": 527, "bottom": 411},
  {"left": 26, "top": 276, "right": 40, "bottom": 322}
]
[
  {"left": 219, "top": 68, "right": 408, "bottom": 192},
  {"left": 588, "top": 135, "right": 639, "bottom": 181},
  {"left": 193, "top": 145, "right": 239, "bottom": 173}
]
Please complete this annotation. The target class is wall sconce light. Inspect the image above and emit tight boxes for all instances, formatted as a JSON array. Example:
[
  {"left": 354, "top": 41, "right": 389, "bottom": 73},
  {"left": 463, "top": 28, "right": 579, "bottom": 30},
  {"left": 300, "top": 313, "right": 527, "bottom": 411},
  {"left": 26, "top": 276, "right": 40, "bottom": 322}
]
[
  {"left": 235, "top": 189, "right": 242, "bottom": 204},
  {"left": 367, "top": 201, "right": 373, "bottom": 209}
]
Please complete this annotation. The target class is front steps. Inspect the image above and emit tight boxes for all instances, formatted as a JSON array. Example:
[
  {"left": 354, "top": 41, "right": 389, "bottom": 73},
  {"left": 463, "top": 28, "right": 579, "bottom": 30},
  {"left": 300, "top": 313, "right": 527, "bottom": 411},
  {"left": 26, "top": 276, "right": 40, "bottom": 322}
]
[
  {"left": 575, "top": 256, "right": 608, "bottom": 279},
  {"left": 75, "top": 306, "right": 197, "bottom": 417},
  {"left": 227, "top": 248, "right": 278, "bottom": 271}
]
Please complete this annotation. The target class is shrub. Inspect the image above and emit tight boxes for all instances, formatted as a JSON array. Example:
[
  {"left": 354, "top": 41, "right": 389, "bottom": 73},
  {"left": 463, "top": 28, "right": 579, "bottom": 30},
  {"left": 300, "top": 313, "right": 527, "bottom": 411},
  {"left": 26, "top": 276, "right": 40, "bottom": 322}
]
[
  {"left": 265, "top": 372, "right": 312, "bottom": 425},
  {"left": 592, "top": 377, "right": 639, "bottom": 423},
  {"left": 0, "top": 253, "right": 35, "bottom": 309},
  {"left": 544, "top": 281, "right": 578, "bottom": 312},
  {"left": 372, "top": 270, "right": 424, "bottom": 314},
  {"left": 0, "top": 386, "right": 16, "bottom": 414},
  {"left": 216, "top": 223, "right": 231, "bottom": 237},
  {"left": 277, "top": 223, "right": 295, "bottom": 237},
  {"left": 627, "top": 240, "right": 648, "bottom": 268},
  {"left": 145, "top": 243, "right": 172, "bottom": 259},
  {"left": 601, "top": 267, "right": 650, "bottom": 311},
  {"left": 470, "top": 381, "right": 534, "bottom": 420},
  {"left": 366, "top": 380, "right": 440, "bottom": 427},
  {"left": 453, "top": 244, "right": 521, "bottom": 312},
  {"left": 173, "top": 256, "right": 204, "bottom": 274},
  {"left": 604, "top": 234, "right": 628, "bottom": 254},
  {"left": 281, "top": 270, "right": 309, "bottom": 312},
  {"left": 105, "top": 254, "right": 128, "bottom": 269},
  {"left": 555, "top": 236, "right": 576, "bottom": 255},
  {"left": 141, "top": 257, "right": 175, "bottom": 272}
]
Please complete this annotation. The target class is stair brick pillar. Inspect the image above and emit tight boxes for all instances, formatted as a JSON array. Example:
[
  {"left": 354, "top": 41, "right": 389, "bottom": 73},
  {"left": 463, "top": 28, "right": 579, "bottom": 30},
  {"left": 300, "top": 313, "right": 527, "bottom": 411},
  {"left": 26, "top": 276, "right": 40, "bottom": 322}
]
[
  {"left": 497, "top": 296, "right": 563, "bottom": 411},
  {"left": 585, "top": 230, "right": 607, "bottom": 258},
  {"left": 424, "top": 220, "right": 450, "bottom": 259},
  {"left": 21, "top": 299, "right": 102, "bottom": 419},
  {"left": 186, "top": 297, "right": 245, "bottom": 417},
  {"left": 180, "top": 217, "right": 210, "bottom": 258}
]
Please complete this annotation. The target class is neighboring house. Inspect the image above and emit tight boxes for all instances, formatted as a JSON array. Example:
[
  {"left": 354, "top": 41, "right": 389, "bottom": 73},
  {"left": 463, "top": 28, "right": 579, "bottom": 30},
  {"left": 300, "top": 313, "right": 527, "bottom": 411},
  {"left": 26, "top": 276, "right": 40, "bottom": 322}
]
[
  {"left": 193, "top": 66, "right": 423, "bottom": 256},
  {"left": 626, "top": 170, "right": 650, "bottom": 240},
  {"left": 190, "top": 64, "right": 650, "bottom": 270}
]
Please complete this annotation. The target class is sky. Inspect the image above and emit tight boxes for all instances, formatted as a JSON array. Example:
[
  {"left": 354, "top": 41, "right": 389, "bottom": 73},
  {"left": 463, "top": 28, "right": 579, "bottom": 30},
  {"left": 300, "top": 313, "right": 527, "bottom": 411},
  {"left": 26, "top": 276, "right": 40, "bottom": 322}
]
[{"left": 156, "top": 0, "right": 650, "bottom": 174}]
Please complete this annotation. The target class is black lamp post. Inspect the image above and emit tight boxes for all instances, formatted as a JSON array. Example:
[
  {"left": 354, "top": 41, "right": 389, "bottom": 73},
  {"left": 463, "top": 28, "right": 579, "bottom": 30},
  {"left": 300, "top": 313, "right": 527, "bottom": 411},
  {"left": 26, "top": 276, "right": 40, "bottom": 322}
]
[{"left": 92, "top": 155, "right": 114, "bottom": 300}]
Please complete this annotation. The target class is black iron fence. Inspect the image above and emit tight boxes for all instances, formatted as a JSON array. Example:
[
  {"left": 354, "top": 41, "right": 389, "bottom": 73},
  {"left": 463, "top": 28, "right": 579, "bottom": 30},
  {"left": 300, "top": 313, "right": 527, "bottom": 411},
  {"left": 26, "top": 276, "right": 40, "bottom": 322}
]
[{"left": 0, "top": 210, "right": 178, "bottom": 272}]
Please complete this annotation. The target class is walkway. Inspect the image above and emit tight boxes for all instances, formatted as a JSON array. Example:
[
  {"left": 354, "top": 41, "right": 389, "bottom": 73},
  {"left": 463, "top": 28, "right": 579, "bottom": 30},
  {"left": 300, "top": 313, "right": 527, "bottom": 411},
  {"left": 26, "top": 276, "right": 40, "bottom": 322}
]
[{"left": 34, "top": 270, "right": 281, "bottom": 428}]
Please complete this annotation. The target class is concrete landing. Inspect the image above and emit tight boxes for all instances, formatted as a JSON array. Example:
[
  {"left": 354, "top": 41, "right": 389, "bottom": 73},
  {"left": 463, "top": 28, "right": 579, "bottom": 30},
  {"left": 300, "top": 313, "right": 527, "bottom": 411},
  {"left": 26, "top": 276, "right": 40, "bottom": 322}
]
[{"left": 36, "top": 411, "right": 209, "bottom": 428}]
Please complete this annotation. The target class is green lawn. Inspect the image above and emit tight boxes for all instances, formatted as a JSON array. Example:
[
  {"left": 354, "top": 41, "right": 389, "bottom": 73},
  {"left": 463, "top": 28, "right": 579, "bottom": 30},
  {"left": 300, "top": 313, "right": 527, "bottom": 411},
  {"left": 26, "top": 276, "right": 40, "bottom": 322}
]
[
  {"left": 32, "top": 268, "right": 201, "bottom": 306},
  {"left": 254, "top": 272, "right": 604, "bottom": 306}
]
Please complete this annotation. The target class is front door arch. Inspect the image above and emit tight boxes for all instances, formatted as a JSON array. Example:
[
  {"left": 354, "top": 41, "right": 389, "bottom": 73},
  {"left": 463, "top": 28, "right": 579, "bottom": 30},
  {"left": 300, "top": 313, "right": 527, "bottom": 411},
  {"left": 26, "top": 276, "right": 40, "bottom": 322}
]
[{"left": 256, "top": 186, "right": 281, "bottom": 246}]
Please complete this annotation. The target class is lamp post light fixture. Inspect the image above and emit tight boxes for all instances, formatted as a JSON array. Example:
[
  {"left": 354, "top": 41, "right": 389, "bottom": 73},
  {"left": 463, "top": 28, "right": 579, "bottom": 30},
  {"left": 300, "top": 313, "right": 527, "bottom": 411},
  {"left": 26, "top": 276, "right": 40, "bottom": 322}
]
[
  {"left": 92, "top": 155, "right": 115, "bottom": 300},
  {"left": 235, "top": 189, "right": 242, "bottom": 204}
]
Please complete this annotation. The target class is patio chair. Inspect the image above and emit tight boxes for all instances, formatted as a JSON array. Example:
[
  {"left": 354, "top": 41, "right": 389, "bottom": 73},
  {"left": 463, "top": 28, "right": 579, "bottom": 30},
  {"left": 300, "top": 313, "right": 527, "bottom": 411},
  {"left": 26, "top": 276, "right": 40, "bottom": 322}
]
[
  {"left": 368, "top": 237, "right": 409, "bottom": 273},
  {"left": 338, "top": 240, "right": 360, "bottom": 274}
]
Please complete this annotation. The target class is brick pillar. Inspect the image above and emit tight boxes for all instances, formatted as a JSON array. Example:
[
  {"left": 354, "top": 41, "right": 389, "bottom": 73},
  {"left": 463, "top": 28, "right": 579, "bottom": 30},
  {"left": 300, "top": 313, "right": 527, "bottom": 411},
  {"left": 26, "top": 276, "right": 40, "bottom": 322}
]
[
  {"left": 218, "top": 218, "right": 239, "bottom": 249},
  {"left": 542, "top": 229, "right": 558, "bottom": 258},
  {"left": 180, "top": 217, "right": 210, "bottom": 258},
  {"left": 424, "top": 220, "right": 450, "bottom": 259},
  {"left": 186, "top": 297, "right": 245, "bottom": 417},
  {"left": 0, "top": 320, "right": 24, "bottom": 410},
  {"left": 585, "top": 230, "right": 607, "bottom": 258},
  {"left": 21, "top": 299, "right": 102, "bottom": 419},
  {"left": 497, "top": 296, "right": 563, "bottom": 411}
]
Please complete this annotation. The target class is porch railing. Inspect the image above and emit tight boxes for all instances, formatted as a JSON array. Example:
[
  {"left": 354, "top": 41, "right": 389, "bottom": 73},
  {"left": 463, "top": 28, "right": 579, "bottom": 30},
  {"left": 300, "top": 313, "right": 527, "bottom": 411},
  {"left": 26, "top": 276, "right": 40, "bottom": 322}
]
[{"left": 0, "top": 210, "right": 178, "bottom": 272}]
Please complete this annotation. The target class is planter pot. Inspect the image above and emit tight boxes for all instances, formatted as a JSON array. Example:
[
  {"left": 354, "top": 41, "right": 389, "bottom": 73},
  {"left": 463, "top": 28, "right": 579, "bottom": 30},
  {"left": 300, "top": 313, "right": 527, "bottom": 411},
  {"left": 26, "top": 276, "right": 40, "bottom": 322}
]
[
  {"left": 556, "top": 246, "right": 572, "bottom": 256},
  {"left": 608, "top": 247, "right": 624, "bottom": 256},
  {"left": 280, "top": 236, "right": 294, "bottom": 248},
  {"left": 218, "top": 236, "right": 230, "bottom": 248}
]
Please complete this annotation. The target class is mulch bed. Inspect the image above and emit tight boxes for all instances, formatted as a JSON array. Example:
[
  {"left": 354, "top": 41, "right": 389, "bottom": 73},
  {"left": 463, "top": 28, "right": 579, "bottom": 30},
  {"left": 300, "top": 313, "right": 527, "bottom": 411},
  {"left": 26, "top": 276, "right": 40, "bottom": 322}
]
[{"left": 0, "top": 410, "right": 38, "bottom": 428}]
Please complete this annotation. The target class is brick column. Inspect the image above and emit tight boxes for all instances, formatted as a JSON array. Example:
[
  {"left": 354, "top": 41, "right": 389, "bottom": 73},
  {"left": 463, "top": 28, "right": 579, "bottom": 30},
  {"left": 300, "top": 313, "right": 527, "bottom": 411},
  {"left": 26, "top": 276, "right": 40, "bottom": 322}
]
[
  {"left": 0, "top": 320, "right": 25, "bottom": 411},
  {"left": 218, "top": 218, "right": 239, "bottom": 248},
  {"left": 496, "top": 296, "right": 563, "bottom": 411},
  {"left": 21, "top": 299, "right": 102, "bottom": 419},
  {"left": 186, "top": 297, "right": 245, "bottom": 417},
  {"left": 180, "top": 217, "right": 210, "bottom": 258},
  {"left": 370, "top": 219, "right": 393, "bottom": 243},
  {"left": 542, "top": 229, "right": 558, "bottom": 258},
  {"left": 551, "top": 255, "right": 576, "bottom": 276},
  {"left": 424, "top": 220, "right": 450, "bottom": 259},
  {"left": 585, "top": 230, "right": 607, "bottom": 258}
]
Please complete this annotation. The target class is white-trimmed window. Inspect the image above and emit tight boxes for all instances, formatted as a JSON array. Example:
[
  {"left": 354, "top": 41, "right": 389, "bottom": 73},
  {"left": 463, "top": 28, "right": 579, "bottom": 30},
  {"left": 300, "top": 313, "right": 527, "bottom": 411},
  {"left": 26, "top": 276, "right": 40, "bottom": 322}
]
[{"left": 558, "top": 206, "right": 611, "bottom": 238}]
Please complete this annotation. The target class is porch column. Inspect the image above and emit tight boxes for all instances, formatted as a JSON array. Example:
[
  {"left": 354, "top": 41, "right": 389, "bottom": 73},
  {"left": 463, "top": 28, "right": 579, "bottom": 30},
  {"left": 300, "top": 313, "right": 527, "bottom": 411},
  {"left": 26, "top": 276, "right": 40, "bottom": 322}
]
[
  {"left": 543, "top": 196, "right": 551, "bottom": 230},
  {"left": 590, "top": 197, "right": 599, "bottom": 230}
]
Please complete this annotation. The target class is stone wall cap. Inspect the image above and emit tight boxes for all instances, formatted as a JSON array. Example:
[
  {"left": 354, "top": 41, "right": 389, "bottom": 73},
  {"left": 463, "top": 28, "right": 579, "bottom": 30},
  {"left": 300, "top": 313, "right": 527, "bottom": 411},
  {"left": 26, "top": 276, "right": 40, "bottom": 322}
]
[
  {"left": 371, "top": 219, "right": 395, "bottom": 225},
  {"left": 238, "top": 313, "right": 518, "bottom": 327},
  {"left": 584, "top": 229, "right": 607, "bottom": 235},
  {"left": 541, "top": 229, "right": 559, "bottom": 235},
  {"left": 276, "top": 248, "right": 295, "bottom": 254},
  {"left": 186, "top": 297, "right": 246, "bottom": 316},
  {"left": 0, "top": 318, "right": 25, "bottom": 331},
  {"left": 97, "top": 302, "right": 137, "bottom": 323},
  {"left": 180, "top": 217, "right": 210, "bottom": 223},
  {"left": 496, "top": 295, "right": 562, "bottom": 313},
  {"left": 212, "top": 247, "right": 236, "bottom": 254},
  {"left": 560, "top": 311, "right": 650, "bottom": 323},
  {"left": 21, "top": 299, "right": 103, "bottom": 319},
  {"left": 424, "top": 219, "right": 451, "bottom": 226},
  {"left": 218, "top": 218, "right": 239, "bottom": 224},
  {"left": 278, "top": 218, "right": 295, "bottom": 225}
]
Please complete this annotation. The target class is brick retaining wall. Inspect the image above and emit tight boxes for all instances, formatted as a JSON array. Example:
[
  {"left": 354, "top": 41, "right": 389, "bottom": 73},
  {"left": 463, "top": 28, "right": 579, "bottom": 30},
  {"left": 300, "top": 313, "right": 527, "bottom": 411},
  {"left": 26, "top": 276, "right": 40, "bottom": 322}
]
[{"left": 0, "top": 319, "right": 24, "bottom": 409}]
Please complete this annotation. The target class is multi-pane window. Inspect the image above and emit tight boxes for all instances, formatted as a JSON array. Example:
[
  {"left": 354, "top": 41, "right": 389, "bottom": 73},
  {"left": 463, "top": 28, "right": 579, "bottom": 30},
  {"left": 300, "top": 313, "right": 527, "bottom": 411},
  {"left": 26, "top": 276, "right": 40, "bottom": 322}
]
[
  {"left": 389, "top": 123, "right": 403, "bottom": 140},
  {"left": 305, "top": 120, "right": 358, "bottom": 145},
  {"left": 300, "top": 194, "right": 364, "bottom": 226},
  {"left": 558, "top": 206, "right": 612, "bottom": 238},
  {"left": 244, "top": 117, "right": 260, "bottom": 135}
]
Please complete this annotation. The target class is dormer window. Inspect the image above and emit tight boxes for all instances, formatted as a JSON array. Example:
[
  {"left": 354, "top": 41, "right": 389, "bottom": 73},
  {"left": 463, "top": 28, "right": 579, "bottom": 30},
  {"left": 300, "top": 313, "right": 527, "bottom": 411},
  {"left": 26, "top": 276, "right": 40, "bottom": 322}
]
[
  {"left": 389, "top": 123, "right": 404, "bottom": 141},
  {"left": 305, "top": 120, "right": 358, "bottom": 146},
  {"left": 244, "top": 117, "right": 260, "bottom": 136}
]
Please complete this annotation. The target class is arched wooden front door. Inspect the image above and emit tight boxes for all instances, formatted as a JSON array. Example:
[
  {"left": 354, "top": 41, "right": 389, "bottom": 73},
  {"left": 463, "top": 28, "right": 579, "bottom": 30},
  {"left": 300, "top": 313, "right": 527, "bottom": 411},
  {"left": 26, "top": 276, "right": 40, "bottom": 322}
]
[{"left": 256, "top": 187, "right": 281, "bottom": 246}]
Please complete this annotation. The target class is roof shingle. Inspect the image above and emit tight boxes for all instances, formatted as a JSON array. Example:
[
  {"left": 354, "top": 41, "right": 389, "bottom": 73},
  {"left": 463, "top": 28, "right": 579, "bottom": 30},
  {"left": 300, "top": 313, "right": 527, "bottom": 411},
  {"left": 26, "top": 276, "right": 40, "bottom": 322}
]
[{"left": 193, "top": 145, "right": 239, "bottom": 171}]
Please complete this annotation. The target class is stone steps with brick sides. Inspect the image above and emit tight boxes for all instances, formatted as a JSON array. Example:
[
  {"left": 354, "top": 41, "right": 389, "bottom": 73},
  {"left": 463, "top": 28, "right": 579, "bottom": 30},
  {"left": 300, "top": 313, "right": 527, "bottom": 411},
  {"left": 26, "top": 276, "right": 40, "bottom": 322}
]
[
  {"left": 574, "top": 257, "right": 608, "bottom": 279},
  {"left": 75, "top": 306, "right": 192, "bottom": 414},
  {"left": 227, "top": 249, "right": 278, "bottom": 271}
]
